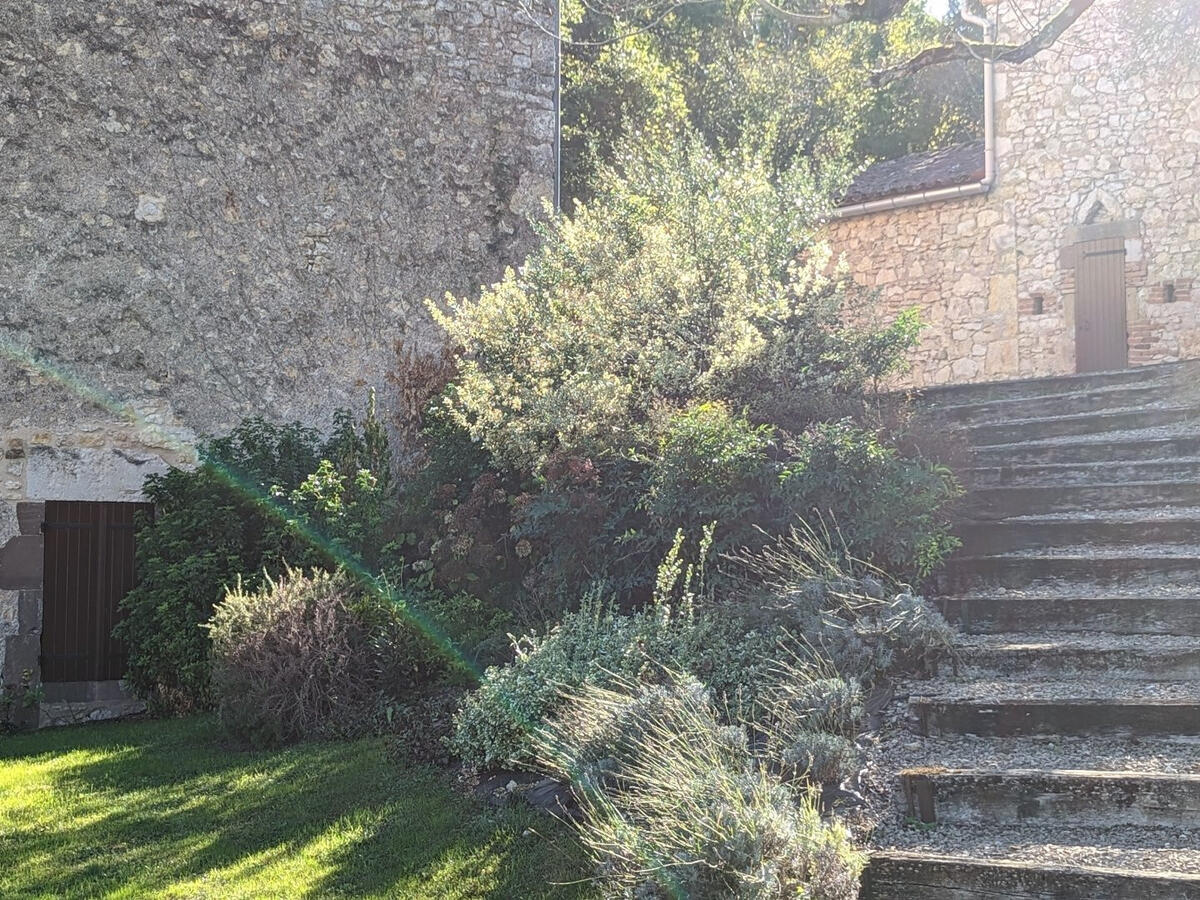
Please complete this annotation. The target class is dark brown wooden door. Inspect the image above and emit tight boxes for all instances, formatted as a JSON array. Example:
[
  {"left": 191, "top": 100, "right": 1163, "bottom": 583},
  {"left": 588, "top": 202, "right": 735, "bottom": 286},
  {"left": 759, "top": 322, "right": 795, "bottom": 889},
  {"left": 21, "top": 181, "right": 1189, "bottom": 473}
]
[
  {"left": 41, "top": 501, "right": 152, "bottom": 683},
  {"left": 1075, "top": 237, "right": 1128, "bottom": 373}
]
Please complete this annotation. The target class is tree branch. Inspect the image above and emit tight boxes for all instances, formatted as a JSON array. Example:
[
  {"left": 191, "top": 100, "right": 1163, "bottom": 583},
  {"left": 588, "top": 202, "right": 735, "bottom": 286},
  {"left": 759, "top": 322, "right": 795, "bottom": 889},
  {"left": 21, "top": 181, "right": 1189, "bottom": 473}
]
[
  {"left": 870, "top": 0, "right": 1095, "bottom": 87},
  {"left": 756, "top": 0, "right": 908, "bottom": 28}
]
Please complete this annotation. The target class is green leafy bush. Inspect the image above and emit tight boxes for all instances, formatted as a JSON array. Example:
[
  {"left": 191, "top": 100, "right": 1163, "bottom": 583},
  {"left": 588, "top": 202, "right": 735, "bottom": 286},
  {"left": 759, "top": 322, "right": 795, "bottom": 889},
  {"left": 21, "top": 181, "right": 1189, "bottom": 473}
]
[
  {"left": 779, "top": 421, "right": 961, "bottom": 578},
  {"left": 536, "top": 674, "right": 865, "bottom": 899},
  {"left": 433, "top": 134, "right": 887, "bottom": 473},
  {"left": 453, "top": 526, "right": 956, "bottom": 773},
  {"left": 207, "top": 567, "right": 483, "bottom": 748},
  {"left": 778, "top": 730, "right": 860, "bottom": 786},
  {"left": 117, "top": 400, "right": 406, "bottom": 713},
  {"left": 115, "top": 417, "right": 322, "bottom": 712},
  {"left": 427, "top": 131, "right": 958, "bottom": 605},
  {"left": 449, "top": 591, "right": 769, "bottom": 771},
  {"left": 741, "top": 523, "right": 957, "bottom": 681}
]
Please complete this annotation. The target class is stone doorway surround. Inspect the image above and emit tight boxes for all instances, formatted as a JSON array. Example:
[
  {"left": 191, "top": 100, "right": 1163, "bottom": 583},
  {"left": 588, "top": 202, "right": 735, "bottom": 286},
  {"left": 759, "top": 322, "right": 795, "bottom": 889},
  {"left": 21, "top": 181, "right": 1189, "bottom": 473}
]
[
  {"left": 0, "top": 499, "right": 146, "bottom": 728},
  {"left": 1058, "top": 218, "right": 1148, "bottom": 372}
]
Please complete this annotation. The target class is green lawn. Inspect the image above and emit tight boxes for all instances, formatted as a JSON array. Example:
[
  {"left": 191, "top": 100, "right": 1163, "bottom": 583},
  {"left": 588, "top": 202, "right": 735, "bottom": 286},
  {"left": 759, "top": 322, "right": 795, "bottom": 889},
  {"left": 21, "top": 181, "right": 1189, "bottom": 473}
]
[{"left": 0, "top": 716, "right": 595, "bottom": 899}]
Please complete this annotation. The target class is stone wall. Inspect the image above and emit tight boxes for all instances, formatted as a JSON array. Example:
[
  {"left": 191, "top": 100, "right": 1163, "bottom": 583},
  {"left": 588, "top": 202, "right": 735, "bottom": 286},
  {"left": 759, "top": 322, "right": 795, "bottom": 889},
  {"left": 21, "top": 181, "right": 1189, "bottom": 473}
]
[
  {"left": 0, "top": 0, "right": 555, "bottom": 703},
  {"left": 827, "top": 0, "right": 1200, "bottom": 388}
]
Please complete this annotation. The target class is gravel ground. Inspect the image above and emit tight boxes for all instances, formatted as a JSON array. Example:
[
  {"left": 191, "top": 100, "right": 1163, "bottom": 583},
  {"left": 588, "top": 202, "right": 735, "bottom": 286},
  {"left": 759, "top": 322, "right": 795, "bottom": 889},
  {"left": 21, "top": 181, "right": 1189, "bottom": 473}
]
[
  {"left": 871, "top": 823, "right": 1200, "bottom": 874},
  {"left": 1000, "top": 506, "right": 1200, "bottom": 522},
  {"left": 970, "top": 546, "right": 1200, "bottom": 559},
  {"left": 973, "top": 423, "right": 1200, "bottom": 452},
  {"left": 951, "top": 584, "right": 1200, "bottom": 599},
  {"left": 908, "top": 676, "right": 1200, "bottom": 703},
  {"left": 955, "top": 631, "right": 1200, "bottom": 654}
]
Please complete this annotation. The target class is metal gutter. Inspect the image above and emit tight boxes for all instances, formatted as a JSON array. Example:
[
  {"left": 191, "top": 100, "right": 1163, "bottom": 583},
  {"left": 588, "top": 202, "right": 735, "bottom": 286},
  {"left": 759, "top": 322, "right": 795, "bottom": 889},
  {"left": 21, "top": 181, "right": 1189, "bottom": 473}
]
[
  {"left": 553, "top": 0, "right": 562, "bottom": 212},
  {"left": 833, "top": 9, "right": 997, "bottom": 220}
]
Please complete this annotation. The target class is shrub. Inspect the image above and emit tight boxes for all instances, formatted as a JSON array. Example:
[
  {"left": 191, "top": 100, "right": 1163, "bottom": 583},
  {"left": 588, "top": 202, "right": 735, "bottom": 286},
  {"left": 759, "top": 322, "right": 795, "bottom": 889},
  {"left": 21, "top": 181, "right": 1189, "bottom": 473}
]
[
  {"left": 450, "top": 591, "right": 769, "bottom": 771},
  {"left": 779, "top": 421, "right": 961, "bottom": 578},
  {"left": 536, "top": 674, "right": 865, "bottom": 899},
  {"left": 116, "top": 417, "right": 322, "bottom": 712},
  {"left": 778, "top": 730, "right": 860, "bottom": 786},
  {"left": 774, "top": 676, "right": 863, "bottom": 740},
  {"left": 207, "top": 569, "right": 379, "bottom": 747},
  {"left": 117, "top": 402, "right": 402, "bottom": 713},
  {"left": 740, "top": 522, "right": 957, "bottom": 682},
  {"left": 433, "top": 132, "right": 909, "bottom": 474}
]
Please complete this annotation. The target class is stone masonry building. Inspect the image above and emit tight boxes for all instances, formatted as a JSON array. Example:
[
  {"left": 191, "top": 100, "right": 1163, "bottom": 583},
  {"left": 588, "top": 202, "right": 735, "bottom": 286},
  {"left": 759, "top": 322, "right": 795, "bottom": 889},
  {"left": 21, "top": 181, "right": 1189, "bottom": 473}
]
[
  {"left": 0, "top": 0, "right": 556, "bottom": 723},
  {"left": 829, "top": 0, "right": 1200, "bottom": 388}
]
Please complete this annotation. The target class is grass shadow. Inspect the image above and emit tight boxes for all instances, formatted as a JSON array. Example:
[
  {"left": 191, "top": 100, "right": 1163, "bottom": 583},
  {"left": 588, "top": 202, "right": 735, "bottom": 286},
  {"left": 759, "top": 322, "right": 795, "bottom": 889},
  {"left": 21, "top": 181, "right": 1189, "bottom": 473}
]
[{"left": 0, "top": 716, "right": 593, "bottom": 899}]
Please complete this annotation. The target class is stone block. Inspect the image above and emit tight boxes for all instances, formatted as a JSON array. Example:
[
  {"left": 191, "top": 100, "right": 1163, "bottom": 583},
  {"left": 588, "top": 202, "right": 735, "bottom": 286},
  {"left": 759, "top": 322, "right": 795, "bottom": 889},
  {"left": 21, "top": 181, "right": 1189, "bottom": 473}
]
[
  {"left": 3, "top": 633, "right": 40, "bottom": 684},
  {"left": 25, "top": 446, "right": 167, "bottom": 502},
  {"left": 18, "top": 590, "right": 41, "bottom": 634},
  {"left": 0, "top": 535, "right": 43, "bottom": 590},
  {"left": 16, "top": 502, "right": 44, "bottom": 536},
  {"left": 0, "top": 589, "right": 17, "bottom": 638}
]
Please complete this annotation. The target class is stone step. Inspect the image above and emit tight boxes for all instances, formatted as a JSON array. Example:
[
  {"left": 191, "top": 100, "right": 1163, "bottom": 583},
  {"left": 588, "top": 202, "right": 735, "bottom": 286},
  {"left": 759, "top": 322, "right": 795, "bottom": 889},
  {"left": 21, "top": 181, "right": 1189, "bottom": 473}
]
[
  {"left": 942, "top": 595, "right": 1200, "bottom": 636},
  {"left": 956, "top": 632, "right": 1200, "bottom": 680},
  {"left": 942, "top": 553, "right": 1200, "bottom": 594},
  {"left": 933, "top": 382, "right": 1177, "bottom": 427},
  {"left": 957, "top": 514, "right": 1200, "bottom": 555},
  {"left": 969, "top": 458, "right": 1200, "bottom": 488},
  {"left": 910, "top": 682, "right": 1200, "bottom": 738},
  {"left": 972, "top": 433, "right": 1200, "bottom": 467},
  {"left": 913, "top": 360, "right": 1192, "bottom": 407},
  {"left": 865, "top": 851, "right": 1200, "bottom": 899},
  {"left": 898, "top": 768, "right": 1200, "bottom": 828},
  {"left": 964, "top": 481, "right": 1200, "bottom": 519},
  {"left": 965, "top": 405, "right": 1200, "bottom": 448},
  {"left": 882, "top": 732, "right": 1200, "bottom": 777}
]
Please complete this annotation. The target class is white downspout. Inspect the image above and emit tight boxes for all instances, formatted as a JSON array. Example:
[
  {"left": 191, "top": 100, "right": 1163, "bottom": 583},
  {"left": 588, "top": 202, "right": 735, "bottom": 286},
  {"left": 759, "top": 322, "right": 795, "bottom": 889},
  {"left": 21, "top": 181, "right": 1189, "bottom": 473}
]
[
  {"left": 962, "top": 8, "right": 997, "bottom": 190},
  {"left": 833, "top": 9, "right": 996, "bottom": 219}
]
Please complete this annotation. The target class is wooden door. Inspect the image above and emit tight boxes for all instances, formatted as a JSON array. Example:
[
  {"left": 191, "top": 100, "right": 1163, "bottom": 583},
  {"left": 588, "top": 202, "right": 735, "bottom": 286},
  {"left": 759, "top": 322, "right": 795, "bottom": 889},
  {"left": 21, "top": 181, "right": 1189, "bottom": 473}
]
[
  {"left": 1075, "top": 237, "right": 1128, "bottom": 373},
  {"left": 40, "top": 501, "right": 152, "bottom": 683}
]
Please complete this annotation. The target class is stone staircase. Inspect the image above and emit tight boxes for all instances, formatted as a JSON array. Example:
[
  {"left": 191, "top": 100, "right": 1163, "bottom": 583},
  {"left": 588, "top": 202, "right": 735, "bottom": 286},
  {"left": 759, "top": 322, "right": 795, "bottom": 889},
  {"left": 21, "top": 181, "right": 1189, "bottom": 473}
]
[{"left": 864, "top": 360, "right": 1200, "bottom": 899}]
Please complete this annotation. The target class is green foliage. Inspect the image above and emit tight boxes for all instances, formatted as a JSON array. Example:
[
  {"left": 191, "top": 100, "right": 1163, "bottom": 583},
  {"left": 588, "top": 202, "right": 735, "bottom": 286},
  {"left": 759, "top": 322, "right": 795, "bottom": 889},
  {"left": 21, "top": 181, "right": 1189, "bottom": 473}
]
[
  {"left": 434, "top": 132, "right": 864, "bottom": 473},
  {"left": 453, "top": 527, "right": 957, "bottom": 775},
  {"left": 560, "top": 0, "right": 982, "bottom": 209},
  {"left": 778, "top": 730, "right": 860, "bottom": 786},
  {"left": 449, "top": 590, "right": 770, "bottom": 772},
  {"left": 741, "top": 523, "right": 958, "bottom": 681},
  {"left": 451, "top": 533, "right": 772, "bottom": 770},
  {"left": 117, "top": 399, "right": 407, "bottom": 713},
  {"left": 116, "top": 417, "right": 323, "bottom": 712},
  {"left": 642, "top": 403, "right": 772, "bottom": 533},
  {"left": 431, "top": 131, "right": 951, "bottom": 601},
  {"left": 780, "top": 421, "right": 962, "bottom": 577},
  {"left": 536, "top": 673, "right": 866, "bottom": 899},
  {"left": 207, "top": 567, "right": 491, "bottom": 748}
]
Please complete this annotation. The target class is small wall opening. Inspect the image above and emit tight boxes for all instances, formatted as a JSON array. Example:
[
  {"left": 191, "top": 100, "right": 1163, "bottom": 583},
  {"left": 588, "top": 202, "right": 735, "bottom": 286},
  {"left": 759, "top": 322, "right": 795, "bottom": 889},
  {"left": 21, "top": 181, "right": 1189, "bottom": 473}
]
[{"left": 1164, "top": 281, "right": 1177, "bottom": 303}]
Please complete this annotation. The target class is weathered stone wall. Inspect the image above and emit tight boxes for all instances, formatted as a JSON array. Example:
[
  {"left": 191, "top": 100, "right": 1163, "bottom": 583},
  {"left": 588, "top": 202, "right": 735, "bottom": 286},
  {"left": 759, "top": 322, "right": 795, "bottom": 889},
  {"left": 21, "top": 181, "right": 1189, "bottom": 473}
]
[
  {"left": 828, "top": 0, "right": 1200, "bottom": 388},
  {"left": 0, "top": 0, "right": 555, "bottom": 694}
]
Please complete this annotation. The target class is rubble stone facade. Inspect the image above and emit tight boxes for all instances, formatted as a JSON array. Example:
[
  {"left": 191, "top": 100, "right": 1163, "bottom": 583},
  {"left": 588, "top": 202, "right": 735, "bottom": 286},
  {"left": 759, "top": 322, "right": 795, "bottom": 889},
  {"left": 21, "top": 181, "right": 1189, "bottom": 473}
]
[
  {"left": 0, "top": 0, "right": 556, "bottom": 715},
  {"left": 828, "top": 0, "right": 1200, "bottom": 388}
]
